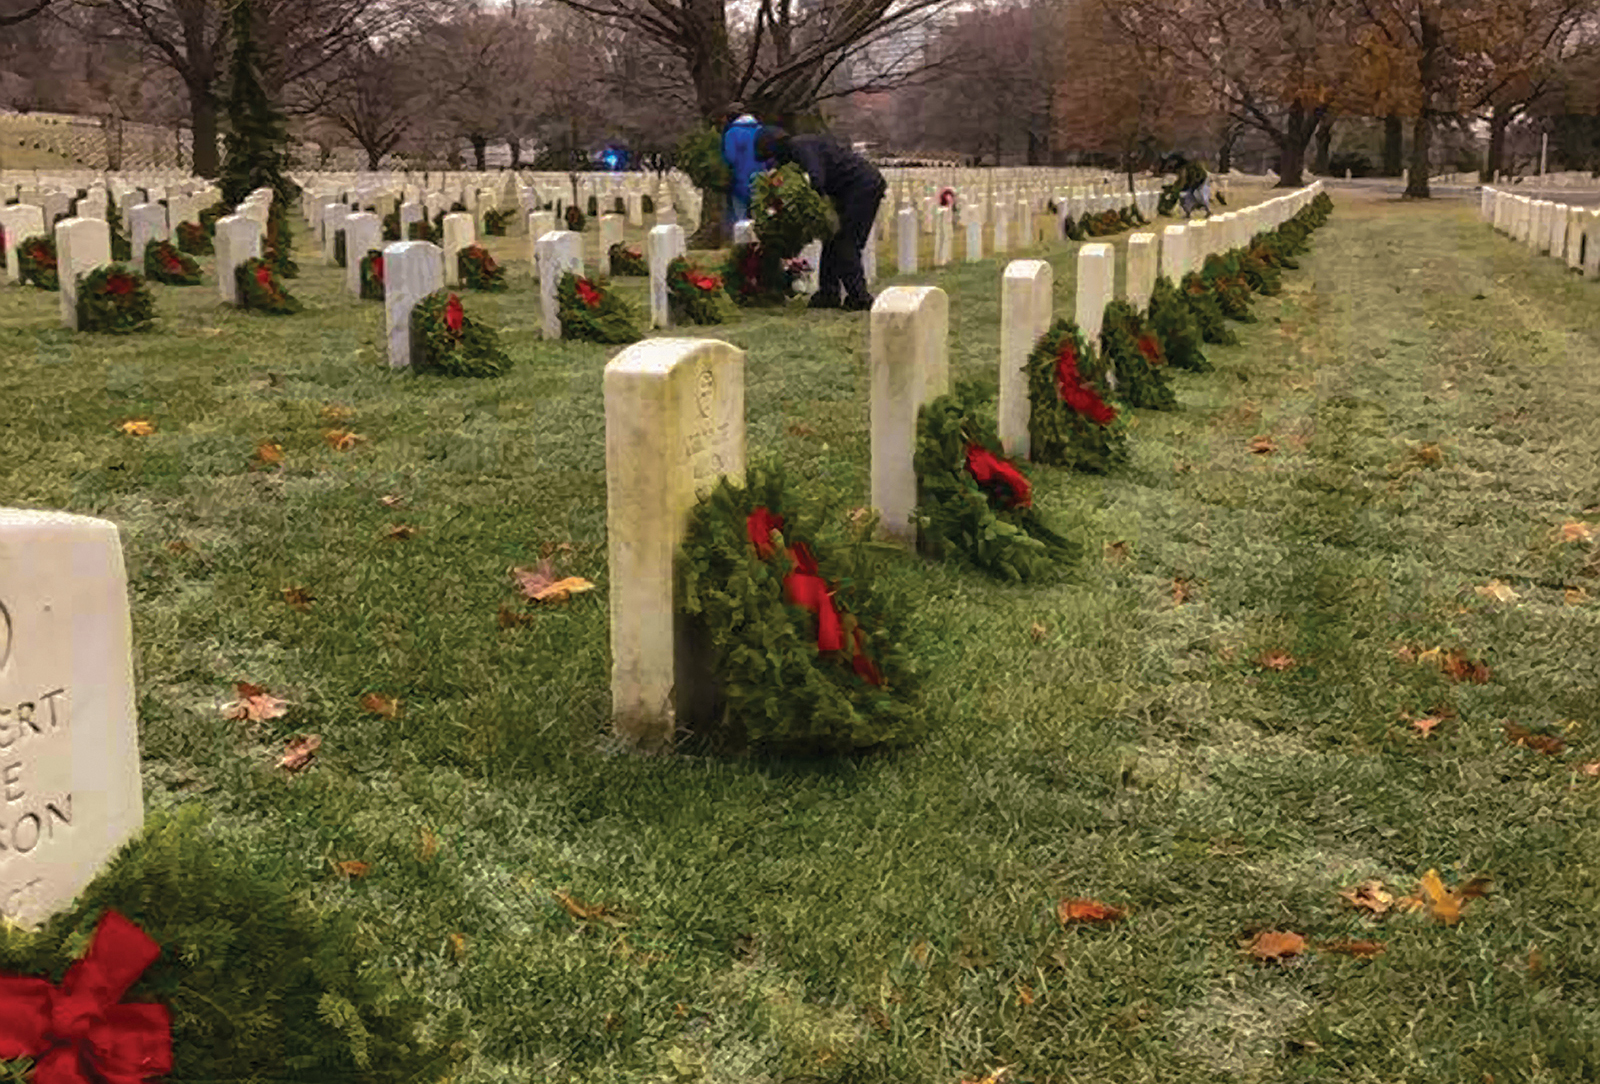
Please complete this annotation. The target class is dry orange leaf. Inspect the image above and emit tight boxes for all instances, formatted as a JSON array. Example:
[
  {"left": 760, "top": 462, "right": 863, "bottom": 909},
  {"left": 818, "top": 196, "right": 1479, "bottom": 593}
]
[
  {"left": 1257, "top": 650, "right": 1295, "bottom": 672},
  {"left": 1504, "top": 722, "right": 1565, "bottom": 755},
  {"left": 1565, "top": 588, "right": 1589, "bottom": 606},
  {"left": 1400, "top": 869, "right": 1490, "bottom": 925},
  {"left": 1244, "top": 930, "right": 1306, "bottom": 962},
  {"left": 1579, "top": 762, "right": 1600, "bottom": 777},
  {"left": 335, "top": 859, "right": 370, "bottom": 879},
  {"left": 379, "top": 493, "right": 406, "bottom": 507},
  {"left": 1172, "top": 578, "right": 1193, "bottom": 605},
  {"left": 277, "top": 733, "right": 321, "bottom": 771},
  {"left": 119, "top": 419, "right": 155, "bottom": 436},
  {"left": 449, "top": 933, "right": 468, "bottom": 960},
  {"left": 323, "top": 429, "right": 365, "bottom": 452},
  {"left": 281, "top": 586, "right": 315, "bottom": 610},
  {"left": 418, "top": 828, "right": 438, "bottom": 861},
  {"left": 910, "top": 939, "right": 932, "bottom": 967},
  {"left": 1412, "top": 443, "right": 1444, "bottom": 467},
  {"left": 1411, "top": 715, "right": 1444, "bottom": 738},
  {"left": 1057, "top": 898, "right": 1126, "bottom": 924},
  {"left": 224, "top": 682, "right": 289, "bottom": 722},
  {"left": 1474, "top": 580, "right": 1520, "bottom": 604},
  {"left": 1016, "top": 984, "right": 1035, "bottom": 1006},
  {"left": 1441, "top": 649, "right": 1491, "bottom": 684},
  {"left": 1338, "top": 879, "right": 1395, "bottom": 916},
  {"left": 385, "top": 524, "right": 419, "bottom": 540},
  {"left": 512, "top": 560, "right": 596, "bottom": 603},
  {"left": 1320, "top": 939, "right": 1385, "bottom": 958},
  {"left": 1249, "top": 435, "right": 1278, "bottom": 455},
  {"left": 252, "top": 442, "right": 284, "bottom": 467},
  {"left": 320, "top": 405, "right": 356, "bottom": 424},
  {"left": 360, "top": 692, "right": 400, "bottom": 719},
  {"left": 551, "top": 889, "right": 627, "bottom": 926},
  {"left": 1556, "top": 521, "right": 1594, "bottom": 544}
]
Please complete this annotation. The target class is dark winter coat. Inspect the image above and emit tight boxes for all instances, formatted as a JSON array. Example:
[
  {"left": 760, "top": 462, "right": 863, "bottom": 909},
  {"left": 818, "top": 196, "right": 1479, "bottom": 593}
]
[{"left": 781, "top": 135, "right": 885, "bottom": 201}]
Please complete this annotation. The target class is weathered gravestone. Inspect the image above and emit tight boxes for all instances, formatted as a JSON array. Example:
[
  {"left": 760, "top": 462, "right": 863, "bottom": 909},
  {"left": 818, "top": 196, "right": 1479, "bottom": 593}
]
[
  {"left": 441, "top": 212, "right": 475, "bottom": 287},
  {"left": 895, "top": 207, "right": 917, "bottom": 274},
  {"left": 863, "top": 221, "right": 878, "bottom": 285},
  {"left": 215, "top": 215, "right": 261, "bottom": 306},
  {"left": 1161, "top": 224, "right": 1189, "bottom": 284},
  {"left": 128, "top": 203, "right": 165, "bottom": 262},
  {"left": 598, "top": 214, "right": 624, "bottom": 276},
  {"left": 933, "top": 206, "right": 952, "bottom": 267},
  {"left": 648, "top": 224, "right": 687, "bottom": 328},
  {"left": 604, "top": 338, "right": 746, "bottom": 751},
  {"left": 998, "top": 260, "right": 1053, "bottom": 460},
  {"left": 991, "top": 203, "right": 1009, "bottom": 256},
  {"left": 965, "top": 216, "right": 982, "bottom": 262},
  {"left": 798, "top": 240, "right": 821, "bottom": 295},
  {"left": 870, "top": 287, "right": 950, "bottom": 546},
  {"left": 0, "top": 508, "right": 145, "bottom": 930},
  {"left": 1125, "top": 233, "right": 1158, "bottom": 312},
  {"left": 382, "top": 241, "right": 444, "bottom": 369},
  {"left": 344, "top": 212, "right": 382, "bottom": 296},
  {"left": 526, "top": 211, "right": 556, "bottom": 280},
  {"left": 55, "top": 217, "right": 111, "bottom": 331},
  {"left": 0, "top": 204, "right": 44, "bottom": 284},
  {"left": 536, "top": 230, "right": 584, "bottom": 340}
]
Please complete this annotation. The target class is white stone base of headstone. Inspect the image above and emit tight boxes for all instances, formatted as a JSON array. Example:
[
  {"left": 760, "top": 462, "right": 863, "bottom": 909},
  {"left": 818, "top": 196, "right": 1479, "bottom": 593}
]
[
  {"left": 870, "top": 287, "right": 950, "bottom": 546},
  {"left": 383, "top": 241, "right": 444, "bottom": 369},
  {"left": 0, "top": 508, "right": 145, "bottom": 931},
  {"left": 604, "top": 338, "right": 746, "bottom": 751}
]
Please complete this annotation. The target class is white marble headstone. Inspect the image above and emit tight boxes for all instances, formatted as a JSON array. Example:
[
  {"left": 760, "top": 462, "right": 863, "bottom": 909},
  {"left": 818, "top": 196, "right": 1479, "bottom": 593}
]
[
  {"left": 536, "top": 230, "right": 585, "bottom": 339},
  {"left": 215, "top": 215, "right": 261, "bottom": 306},
  {"left": 870, "top": 287, "right": 950, "bottom": 545},
  {"left": 382, "top": 241, "right": 445, "bottom": 368},
  {"left": 1, "top": 204, "right": 44, "bottom": 284},
  {"left": 344, "top": 213, "right": 382, "bottom": 296},
  {"left": 55, "top": 217, "right": 111, "bottom": 331}
]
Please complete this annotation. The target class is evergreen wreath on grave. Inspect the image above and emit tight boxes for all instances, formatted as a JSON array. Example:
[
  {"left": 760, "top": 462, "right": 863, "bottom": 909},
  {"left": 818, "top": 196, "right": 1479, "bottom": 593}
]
[
  {"left": 1100, "top": 300, "right": 1178, "bottom": 411},
  {"left": 564, "top": 205, "right": 587, "bottom": 233},
  {"left": 264, "top": 202, "right": 298, "bottom": 279},
  {"left": 77, "top": 264, "right": 156, "bottom": 333},
  {"left": 1180, "top": 272, "right": 1239, "bottom": 345},
  {"left": 431, "top": 202, "right": 468, "bottom": 238},
  {"left": 1062, "top": 214, "right": 1085, "bottom": 242},
  {"left": 557, "top": 271, "right": 641, "bottom": 344},
  {"left": 1079, "top": 209, "right": 1128, "bottom": 238},
  {"left": 751, "top": 164, "right": 834, "bottom": 259},
  {"left": 675, "top": 125, "right": 732, "bottom": 194},
  {"left": 1198, "top": 254, "right": 1256, "bottom": 322},
  {"left": 720, "top": 242, "right": 806, "bottom": 307},
  {"left": 642, "top": 194, "right": 655, "bottom": 214},
  {"left": 586, "top": 195, "right": 599, "bottom": 217},
  {"left": 914, "top": 386, "right": 1079, "bottom": 583},
  {"left": 104, "top": 199, "right": 133, "bottom": 261},
  {"left": 1122, "top": 202, "right": 1148, "bottom": 226},
  {"left": 608, "top": 241, "right": 647, "bottom": 276},
  {"left": 666, "top": 255, "right": 733, "bottom": 325},
  {"left": 198, "top": 202, "right": 228, "bottom": 236},
  {"left": 1148, "top": 276, "right": 1210, "bottom": 372},
  {"left": 677, "top": 462, "right": 923, "bottom": 755},
  {"left": 410, "top": 289, "right": 512, "bottom": 377},
  {"left": 1249, "top": 230, "right": 1299, "bottom": 271},
  {"left": 333, "top": 228, "right": 347, "bottom": 268},
  {"left": 17, "top": 234, "right": 58, "bottom": 290},
  {"left": 1234, "top": 247, "right": 1283, "bottom": 296},
  {"left": 176, "top": 220, "right": 213, "bottom": 255},
  {"left": 0, "top": 803, "right": 471, "bottom": 1084},
  {"left": 382, "top": 209, "right": 401, "bottom": 240},
  {"left": 408, "top": 218, "right": 435, "bottom": 242},
  {"left": 457, "top": 244, "right": 507, "bottom": 291},
  {"left": 938, "top": 187, "right": 956, "bottom": 209},
  {"left": 1025, "top": 318, "right": 1130, "bottom": 473},
  {"left": 484, "top": 207, "right": 512, "bottom": 236},
  {"left": 143, "top": 239, "right": 202, "bottom": 286},
  {"left": 235, "top": 257, "right": 303, "bottom": 314},
  {"left": 359, "top": 250, "right": 385, "bottom": 300}
]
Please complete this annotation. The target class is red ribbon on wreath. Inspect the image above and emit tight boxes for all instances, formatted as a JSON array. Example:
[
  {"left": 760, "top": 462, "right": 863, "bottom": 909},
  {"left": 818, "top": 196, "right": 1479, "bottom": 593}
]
[
  {"left": 938, "top": 188, "right": 956, "bottom": 208},
  {"left": 575, "top": 278, "right": 602, "bottom": 309},
  {"left": 1136, "top": 333, "right": 1164, "bottom": 367},
  {"left": 444, "top": 293, "right": 465, "bottom": 334},
  {"left": 1055, "top": 339, "right": 1117, "bottom": 426},
  {"left": 686, "top": 269, "right": 721, "bottom": 292},
  {"left": 104, "top": 274, "right": 135, "bottom": 296},
  {"left": 0, "top": 909, "right": 173, "bottom": 1084},
  {"left": 161, "top": 249, "right": 183, "bottom": 273},
  {"left": 964, "top": 443, "right": 1032, "bottom": 509},
  {"left": 745, "top": 508, "right": 883, "bottom": 685},
  {"left": 371, "top": 254, "right": 385, "bottom": 285}
]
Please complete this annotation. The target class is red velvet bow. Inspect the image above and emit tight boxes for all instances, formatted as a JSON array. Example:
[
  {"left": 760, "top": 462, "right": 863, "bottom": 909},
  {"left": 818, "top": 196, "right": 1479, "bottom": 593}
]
[
  {"left": 0, "top": 909, "right": 173, "bottom": 1084},
  {"left": 1055, "top": 341, "right": 1117, "bottom": 426},
  {"left": 965, "top": 443, "right": 1032, "bottom": 509},
  {"left": 372, "top": 255, "right": 385, "bottom": 284},
  {"left": 783, "top": 541, "right": 842, "bottom": 653},
  {"left": 746, "top": 506, "right": 784, "bottom": 560},
  {"left": 688, "top": 270, "right": 721, "bottom": 292},
  {"left": 1136, "top": 333, "right": 1164, "bottom": 367},
  {"left": 575, "top": 279, "right": 602, "bottom": 309},
  {"left": 444, "top": 293, "right": 465, "bottom": 334},
  {"left": 254, "top": 264, "right": 272, "bottom": 288},
  {"left": 105, "top": 274, "right": 135, "bottom": 296}
]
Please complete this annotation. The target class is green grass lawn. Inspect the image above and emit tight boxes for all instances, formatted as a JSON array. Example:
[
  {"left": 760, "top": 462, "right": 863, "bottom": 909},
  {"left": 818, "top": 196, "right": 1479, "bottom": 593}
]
[{"left": 3, "top": 188, "right": 1600, "bottom": 1083}]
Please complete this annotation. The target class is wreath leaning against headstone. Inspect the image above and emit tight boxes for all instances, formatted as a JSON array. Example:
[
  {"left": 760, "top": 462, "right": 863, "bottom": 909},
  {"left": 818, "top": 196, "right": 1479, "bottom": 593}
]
[
  {"left": 144, "top": 239, "right": 202, "bottom": 286},
  {"left": 77, "top": 264, "right": 156, "bottom": 333},
  {"left": 556, "top": 271, "right": 641, "bottom": 344},
  {"left": 17, "top": 235, "right": 58, "bottom": 290},
  {"left": 750, "top": 164, "right": 834, "bottom": 259},
  {"left": 1025, "top": 318, "right": 1130, "bottom": 474},
  {"left": 410, "top": 290, "right": 512, "bottom": 377}
]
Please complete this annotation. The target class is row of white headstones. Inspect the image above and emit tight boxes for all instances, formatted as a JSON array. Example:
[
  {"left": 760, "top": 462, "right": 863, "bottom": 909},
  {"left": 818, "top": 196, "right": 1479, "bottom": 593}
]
[
  {"left": 0, "top": 183, "right": 1323, "bottom": 933},
  {"left": 1480, "top": 186, "right": 1600, "bottom": 274}
]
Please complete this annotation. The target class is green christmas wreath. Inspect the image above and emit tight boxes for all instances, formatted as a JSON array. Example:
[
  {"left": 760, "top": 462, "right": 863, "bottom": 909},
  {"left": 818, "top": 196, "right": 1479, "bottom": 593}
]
[
  {"left": 359, "top": 250, "right": 385, "bottom": 301},
  {"left": 408, "top": 218, "right": 435, "bottom": 242},
  {"left": 1062, "top": 214, "right": 1085, "bottom": 242},
  {"left": 1249, "top": 231, "right": 1300, "bottom": 271},
  {"left": 235, "top": 257, "right": 303, "bottom": 315},
  {"left": 410, "top": 290, "right": 512, "bottom": 377},
  {"left": 751, "top": 164, "right": 834, "bottom": 259},
  {"left": 17, "top": 234, "right": 59, "bottom": 290},
  {"left": 457, "top": 244, "right": 507, "bottom": 291},
  {"left": 608, "top": 242, "right": 647, "bottom": 276},
  {"left": 1100, "top": 300, "right": 1178, "bottom": 410},
  {"left": 557, "top": 271, "right": 641, "bottom": 344},
  {"left": 1025, "top": 318, "right": 1130, "bottom": 473},
  {"left": 382, "top": 209, "right": 401, "bottom": 241},
  {"left": 105, "top": 198, "right": 132, "bottom": 261},
  {"left": 0, "top": 803, "right": 471, "bottom": 1084},
  {"left": 197, "top": 201, "right": 228, "bottom": 236},
  {"left": 484, "top": 207, "right": 512, "bottom": 236},
  {"left": 666, "top": 255, "right": 733, "bottom": 325},
  {"left": 1235, "top": 248, "right": 1283, "bottom": 296},
  {"left": 264, "top": 202, "right": 297, "bottom": 279},
  {"left": 77, "top": 264, "right": 155, "bottom": 333},
  {"left": 677, "top": 462, "right": 922, "bottom": 755},
  {"left": 915, "top": 387, "right": 1080, "bottom": 582},
  {"left": 720, "top": 242, "right": 805, "bottom": 307},
  {"left": 564, "top": 205, "right": 587, "bottom": 233},
  {"left": 1180, "top": 273, "right": 1238, "bottom": 345},
  {"left": 176, "top": 220, "right": 213, "bottom": 256},
  {"left": 1198, "top": 255, "right": 1256, "bottom": 322},
  {"left": 1148, "top": 276, "right": 1210, "bottom": 372},
  {"left": 333, "top": 228, "right": 347, "bottom": 268},
  {"left": 144, "top": 239, "right": 202, "bottom": 285}
]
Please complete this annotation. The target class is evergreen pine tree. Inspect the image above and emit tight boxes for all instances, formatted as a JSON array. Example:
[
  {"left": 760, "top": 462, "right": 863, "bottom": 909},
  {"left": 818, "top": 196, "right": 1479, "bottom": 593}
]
[{"left": 218, "top": 0, "right": 298, "bottom": 277}]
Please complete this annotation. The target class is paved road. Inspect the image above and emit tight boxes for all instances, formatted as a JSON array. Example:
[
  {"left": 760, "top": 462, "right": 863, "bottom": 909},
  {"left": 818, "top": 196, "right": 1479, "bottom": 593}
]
[{"left": 1314, "top": 176, "right": 1600, "bottom": 206}]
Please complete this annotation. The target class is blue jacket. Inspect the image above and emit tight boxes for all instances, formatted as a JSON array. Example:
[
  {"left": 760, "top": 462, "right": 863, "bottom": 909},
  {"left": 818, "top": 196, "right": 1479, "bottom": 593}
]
[{"left": 723, "top": 116, "right": 765, "bottom": 200}]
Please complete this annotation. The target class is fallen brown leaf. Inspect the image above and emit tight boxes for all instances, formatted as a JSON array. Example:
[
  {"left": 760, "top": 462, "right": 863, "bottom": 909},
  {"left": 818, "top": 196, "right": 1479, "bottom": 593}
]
[
  {"left": 360, "top": 692, "right": 400, "bottom": 719},
  {"left": 323, "top": 429, "right": 364, "bottom": 452},
  {"left": 1528, "top": 946, "right": 1543, "bottom": 974},
  {"left": 119, "top": 419, "right": 155, "bottom": 436},
  {"left": 1249, "top": 435, "right": 1278, "bottom": 455},
  {"left": 320, "top": 405, "right": 356, "bottom": 424},
  {"left": 1399, "top": 869, "right": 1489, "bottom": 925},
  {"left": 1410, "top": 715, "right": 1444, "bottom": 738},
  {"left": 1565, "top": 588, "right": 1589, "bottom": 606},
  {"left": 252, "top": 442, "right": 284, "bottom": 468},
  {"left": 418, "top": 828, "right": 438, "bottom": 861},
  {"left": 1257, "top": 650, "right": 1295, "bottom": 672},
  {"left": 1104, "top": 540, "right": 1130, "bottom": 564},
  {"left": 512, "top": 561, "right": 596, "bottom": 603},
  {"left": 1441, "top": 649, "right": 1491, "bottom": 684},
  {"left": 384, "top": 524, "right": 419, "bottom": 540},
  {"left": 334, "top": 859, "right": 370, "bottom": 879},
  {"left": 1556, "top": 521, "right": 1594, "bottom": 544},
  {"left": 1579, "top": 762, "right": 1600, "bottom": 777},
  {"left": 1016, "top": 985, "right": 1035, "bottom": 1006},
  {"left": 1057, "top": 898, "right": 1126, "bottom": 924},
  {"left": 910, "top": 939, "right": 932, "bottom": 967},
  {"left": 449, "top": 933, "right": 468, "bottom": 960},
  {"left": 1337, "top": 879, "right": 1395, "bottom": 916},
  {"left": 1412, "top": 443, "right": 1444, "bottom": 467},
  {"left": 1244, "top": 930, "right": 1306, "bottom": 962},
  {"left": 1504, "top": 722, "right": 1565, "bottom": 755},
  {"left": 277, "top": 733, "right": 321, "bottom": 771},
  {"left": 787, "top": 423, "right": 818, "bottom": 437},
  {"left": 379, "top": 493, "right": 406, "bottom": 507},
  {"left": 1474, "top": 580, "right": 1520, "bottom": 604},
  {"left": 1320, "top": 939, "right": 1385, "bottom": 958},
  {"left": 281, "top": 586, "right": 315, "bottom": 610},
  {"left": 552, "top": 889, "right": 628, "bottom": 926},
  {"left": 1173, "top": 578, "right": 1193, "bottom": 605},
  {"left": 224, "top": 682, "right": 289, "bottom": 722},
  {"left": 1029, "top": 622, "right": 1048, "bottom": 643}
]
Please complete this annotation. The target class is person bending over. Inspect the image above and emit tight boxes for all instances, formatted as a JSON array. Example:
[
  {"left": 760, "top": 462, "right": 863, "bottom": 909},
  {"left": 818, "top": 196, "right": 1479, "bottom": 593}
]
[{"left": 754, "top": 126, "right": 886, "bottom": 311}]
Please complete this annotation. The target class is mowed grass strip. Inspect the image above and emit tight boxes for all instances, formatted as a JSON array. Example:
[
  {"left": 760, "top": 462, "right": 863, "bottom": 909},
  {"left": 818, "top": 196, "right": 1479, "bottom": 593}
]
[{"left": 2, "top": 188, "right": 1598, "bottom": 1083}]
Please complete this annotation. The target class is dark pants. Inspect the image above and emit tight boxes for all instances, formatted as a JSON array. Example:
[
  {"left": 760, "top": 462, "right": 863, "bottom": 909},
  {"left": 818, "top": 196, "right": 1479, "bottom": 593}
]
[{"left": 816, "top": 177, "right": 886, "bottom": 305}]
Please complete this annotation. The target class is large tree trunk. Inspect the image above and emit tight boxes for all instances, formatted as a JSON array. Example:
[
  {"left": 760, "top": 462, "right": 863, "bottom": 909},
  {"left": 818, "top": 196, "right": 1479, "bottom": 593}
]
[
  {"left": 1383, "top": 114, "right": 1404, "bottom": 176},
  {"left": 509, "top": 136, "right": 521, "bottom": 170},
  {"left": 365, "top": 144, "right": 382, "bottom": 170},
  {"left": 1273, "top": 100, "right": 1319, "bottom": 187},
  {"left": 188, "top": 84, "right": 220, "bottom": 178},
  {"left": 1485, "top": 103, "right": 1512, "bottom": 181},
  {"left": 1406, "top": 114, "right": 1432, "bottom": 197},
  {"left": 1406, "top": 8, "right": 1442, "bottom": 199},
  {"left": 470, "top": 133, "right": 487, "bottom": 170},
  {"left": 1314, "top": 116, "right": 1333, "bottom": 175}
]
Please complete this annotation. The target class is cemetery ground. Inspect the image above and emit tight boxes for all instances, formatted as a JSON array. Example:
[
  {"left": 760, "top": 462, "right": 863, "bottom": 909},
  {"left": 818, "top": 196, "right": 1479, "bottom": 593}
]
[{"left": 4, "top": 187, "right": 1600, "bottom": 1083}]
